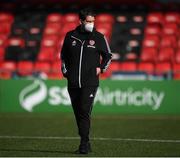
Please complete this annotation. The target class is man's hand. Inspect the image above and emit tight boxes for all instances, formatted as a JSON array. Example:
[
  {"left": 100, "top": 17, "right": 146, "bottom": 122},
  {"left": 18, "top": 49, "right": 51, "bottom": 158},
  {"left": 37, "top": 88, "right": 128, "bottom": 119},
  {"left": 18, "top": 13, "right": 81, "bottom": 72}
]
[{"left": 96, "top": 67, "right": 101, "bottom": 75}]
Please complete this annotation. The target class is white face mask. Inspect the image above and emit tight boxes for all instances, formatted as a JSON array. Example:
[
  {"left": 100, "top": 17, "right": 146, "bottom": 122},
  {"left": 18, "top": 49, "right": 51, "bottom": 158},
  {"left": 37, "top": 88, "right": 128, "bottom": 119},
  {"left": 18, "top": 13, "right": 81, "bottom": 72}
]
[{"left": 84, "top": 23, "right": 94, "bottom": 32}]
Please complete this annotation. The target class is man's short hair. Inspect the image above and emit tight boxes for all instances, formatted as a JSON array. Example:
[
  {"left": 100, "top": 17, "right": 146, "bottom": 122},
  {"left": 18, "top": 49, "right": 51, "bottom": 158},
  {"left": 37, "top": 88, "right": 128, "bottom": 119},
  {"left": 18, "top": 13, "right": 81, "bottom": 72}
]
[{"left": 79, "top": 7, "right": 96, "bottom": 21}]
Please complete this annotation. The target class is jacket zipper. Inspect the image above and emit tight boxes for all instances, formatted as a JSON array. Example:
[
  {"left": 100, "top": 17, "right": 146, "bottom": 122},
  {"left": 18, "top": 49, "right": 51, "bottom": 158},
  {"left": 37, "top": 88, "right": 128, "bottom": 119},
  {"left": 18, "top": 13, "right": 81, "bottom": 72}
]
[{"left": 71, "top": 36, "right": 85, "bottom": 88}]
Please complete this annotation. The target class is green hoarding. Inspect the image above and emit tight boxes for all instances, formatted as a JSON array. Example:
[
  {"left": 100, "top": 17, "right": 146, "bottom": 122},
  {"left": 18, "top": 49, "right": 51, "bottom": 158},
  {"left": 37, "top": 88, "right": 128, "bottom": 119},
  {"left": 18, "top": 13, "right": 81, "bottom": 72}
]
[{"left": 0, "top": 79, "right": 180, "bottom": 114}]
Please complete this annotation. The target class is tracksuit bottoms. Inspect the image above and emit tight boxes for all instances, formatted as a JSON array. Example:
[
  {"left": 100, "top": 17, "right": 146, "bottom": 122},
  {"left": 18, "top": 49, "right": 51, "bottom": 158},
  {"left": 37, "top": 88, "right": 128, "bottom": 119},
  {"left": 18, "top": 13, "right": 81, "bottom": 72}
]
[{"left": 68, "top": 87, "right": 98, "bottom": 144}]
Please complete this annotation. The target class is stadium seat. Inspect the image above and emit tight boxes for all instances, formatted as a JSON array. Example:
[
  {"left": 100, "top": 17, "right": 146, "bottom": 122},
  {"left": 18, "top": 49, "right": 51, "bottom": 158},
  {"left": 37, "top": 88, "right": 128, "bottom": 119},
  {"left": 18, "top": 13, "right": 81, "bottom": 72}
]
[
  {"left": 155, "top": 62, "right": 172, "bottom": 75},
  {"left": 160, "top": 35, "right": 177, "bottom": 48},
  {"left": 124, "top": 52, "right": 138, "bottom": 61},
  {"left": 17, "top": 61, "right": 33, "bottom": 76},
  {"left": 164, "top": 12, "right": 179, "bottom": 24},
  {"left": 60, "top": 23, "right": 77, "bottom": 36},
  {"left": 0, "top": 13, "right": 14, "bottom": 23},
  {"left": 34, "top": 61, "right": 51, "bottom": 72},
  {"left": 0, "top": 47, "right": 5, "bottom": 61},
  {"left": 0, "top": 61, "right": 16, "bottom": 79},
  {"left": 0, "top": 35, "right": 7, "bottom": 47},
  {"left": 147, "top": 12, "right": 163, "bottom": 24},
  {"left": 96, "top": 14, "right": 114, "bottom": 24},
  {"left": 143, "top": 35, "right": 160, "bottom": 48},
  {"left": 1, "top": 61, "right": 16, "bottom": 71},
  {"left": 162, "top": 23, "right": 178, "bottom": 35},
  {"left": 140, "top": 47, "right": 157, "bottom": 62},
  {"left": 138, "top": 62, "right": 154, "bottom": 74},
  {"left": 173, "top": 63, "right": 180, "bottom": 79},
  {"left": 144, "top": 25, "right": 161, "bottom": 36},
  {"left": 44, "top": 23, "right": 61, "bottom": 35},
  {"left": 63, "top": 13, "right": 79, "bottom": 23},
  {"left": 120, "top": 62, "right": 137, "bottom": 72},
  {"left": 39, "top": 46, "right": 56, "bottom": 55},
  {"left": 48, "top": 60, "right": 63, "bottom": 79},
  {"left": 41, "top": 35, "right": 59, "bottom": 47},
  {"left": 46, "top": 13, "right": 63, "bottom": 23},
  {"left": 0, "top": 22, "right": 12, "bottom": 35},
  {"left": 108, "top": 61, "right": 120, "bottom": 72},
  {"left": 37, "top": 51, "right": 55, "bottom": 62},
  {"left": 96, "top": 23, "right": 112, "bottom": 32},
  {"left": 174, "top": 50, "right": 180, "bottom": 63},
  {"left": 157, "top": 47, "right": 174, "bottom": 62}
]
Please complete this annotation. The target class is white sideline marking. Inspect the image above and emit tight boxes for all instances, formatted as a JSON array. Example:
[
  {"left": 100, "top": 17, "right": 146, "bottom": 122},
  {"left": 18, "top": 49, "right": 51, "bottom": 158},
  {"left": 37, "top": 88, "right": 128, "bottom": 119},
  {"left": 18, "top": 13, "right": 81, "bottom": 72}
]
[{"left": 0, "top": 136, "right": 180, "bottom": 143}]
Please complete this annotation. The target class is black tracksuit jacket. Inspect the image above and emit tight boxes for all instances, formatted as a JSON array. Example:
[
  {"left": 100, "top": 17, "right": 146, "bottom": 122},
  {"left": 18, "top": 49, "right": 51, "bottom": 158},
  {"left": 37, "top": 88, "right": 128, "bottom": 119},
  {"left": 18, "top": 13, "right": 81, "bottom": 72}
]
[{"left": 61, "top": 25, "right": 112, "bottom": 88}]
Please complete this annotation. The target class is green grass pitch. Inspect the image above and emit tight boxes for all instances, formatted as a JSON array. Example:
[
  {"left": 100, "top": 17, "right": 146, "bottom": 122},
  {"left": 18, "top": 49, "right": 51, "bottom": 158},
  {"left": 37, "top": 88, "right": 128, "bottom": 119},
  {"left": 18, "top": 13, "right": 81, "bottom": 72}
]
[{"left": 0, "top": 113, "right": 180, "bottom": 157}]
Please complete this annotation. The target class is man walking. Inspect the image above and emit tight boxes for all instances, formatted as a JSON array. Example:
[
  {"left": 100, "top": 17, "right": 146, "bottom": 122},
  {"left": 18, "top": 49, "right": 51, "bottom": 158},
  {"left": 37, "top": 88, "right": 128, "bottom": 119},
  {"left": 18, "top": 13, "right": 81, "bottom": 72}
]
[{"left": 61, "top": 8, "right": 112, "bottom": 154}]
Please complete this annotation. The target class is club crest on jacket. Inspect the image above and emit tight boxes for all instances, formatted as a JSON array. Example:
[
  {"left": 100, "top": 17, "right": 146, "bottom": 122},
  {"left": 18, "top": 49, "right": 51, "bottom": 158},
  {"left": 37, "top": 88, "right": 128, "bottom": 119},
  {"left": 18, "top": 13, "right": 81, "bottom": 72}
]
[{"left": 89, "top": 40, "right": 95, "bottom": 46}]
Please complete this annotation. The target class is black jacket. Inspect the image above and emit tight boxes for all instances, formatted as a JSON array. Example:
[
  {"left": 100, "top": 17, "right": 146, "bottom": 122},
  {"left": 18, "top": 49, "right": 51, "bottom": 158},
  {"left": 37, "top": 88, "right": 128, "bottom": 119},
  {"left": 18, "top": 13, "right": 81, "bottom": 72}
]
[{"left": 61, "top": 25, "right": 112, "bottom": 88}]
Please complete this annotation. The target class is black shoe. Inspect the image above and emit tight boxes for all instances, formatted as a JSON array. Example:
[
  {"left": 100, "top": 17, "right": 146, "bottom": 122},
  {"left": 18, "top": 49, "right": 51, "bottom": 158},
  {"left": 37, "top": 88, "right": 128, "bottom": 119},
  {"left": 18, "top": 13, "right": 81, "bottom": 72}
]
[{"left": 74, "top": 142, "right": 92, "bottom": 154}]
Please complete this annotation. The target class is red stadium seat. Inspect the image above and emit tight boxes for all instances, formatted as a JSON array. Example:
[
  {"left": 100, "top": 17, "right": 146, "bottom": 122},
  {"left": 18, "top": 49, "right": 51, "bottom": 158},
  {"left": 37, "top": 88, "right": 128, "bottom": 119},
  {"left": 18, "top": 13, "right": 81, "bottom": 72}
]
[
  {"left": 96, "top": 23, "right": 112, "bottom": 31},
  {"left": 0, "top": 22, "right": 11, "bottom": 36},
  {"left": 147, "top": 12, "right": 163, "bottom": 24},
  {"left": 17, "top": 61, "right": 33, "bottom": 76},
  {"left": 1, "top": 61, "right": 16, "bottom": 71},
  {"left": 39, "top": 46, "right": 56, "bottom": 54},
  {"left": 96, "top": 14, "right": 114, "bottom": 24},
  {"left": 63, "top": 13, "right": 79, "bottom": 23},
  {"left": 34, "top": 62, "right": 51, "bottom": 74},
  {"left": 157, "top": 47, "right": 174, "bottom": 62},
  {"left": 61, "top": 23, "right": 77, "bottom": 36},
  {"left": 41, "top": 35, "right": 59, "bottom": 47},
  {"left": 155, "top": 62, "right": 171, "bottom": 75},
  {"left": 0, "top": 22, "right": 13, "bottom": 35},
  {"left": 46, "top": 13, "right": 63, "bottom": 23},
  {"left": 160, "top": 35, "right": 177, "bottom": 48},
  {"left": 108, "top": 61, "right": 120, "bottom": 72},
  {"left": 177, "top": 39, "right": 180, "bottom": 49},
  {"left": 120, "top": 62, "right": 137, "bottom": 72},
  {"left": 125, "top": 52, "right": 138, "bottom": 61},
  {"left": 174, "top": 50, "right": 180, "bottom": 63},
  {"left": 0, "top": 47, "right": 5, "bottom": 61},
  {"left": 144, "top": 25, "right": 161, "bottom": 36},
  {"left": 103, "top": 61, "right": 120, "bottom": 78},
  {"left": 162, "top": 23, "right": 178, "bottom": 35},
  {"left": 0, "top": 35, "right": 7, "bottom": 47},
  {"left": 0, "top": 61, "right": 16, "bottom": 79},
  {"left": 44, "top": 23, "right": 61, "bottom": 35},
  {"left": 140, "top": 47, "right": 157, "bottom": 62},
  {"left": 44, "top": 27, "right": 60, "bottom": 35},
  {"left": 37, "top": 51, "right": 55, "bottom": 62},
  {"left": 48, "top": 61, "right": 63, "bottom": 79},
  {"left": 164, "top": 12, "right": 179, "bottom": 24},
  {"left": 0, "top": 13, "right": 14, "bottom": 23},
  {"left": 143, "top": 35, "right": 160, "bottom": 48},
  {"left": 173, "top": 63, "right": 180, "bottom": 79},
  {"left": 138, "top": 62, "right": 154, "bottom": 74}
]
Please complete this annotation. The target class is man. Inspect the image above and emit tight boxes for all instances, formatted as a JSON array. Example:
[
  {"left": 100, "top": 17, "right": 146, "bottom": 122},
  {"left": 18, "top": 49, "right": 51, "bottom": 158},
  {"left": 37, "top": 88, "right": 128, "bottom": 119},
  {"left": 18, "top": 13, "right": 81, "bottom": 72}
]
[{"left": 61, "top": 8, "right": 112, "bottom": 154}]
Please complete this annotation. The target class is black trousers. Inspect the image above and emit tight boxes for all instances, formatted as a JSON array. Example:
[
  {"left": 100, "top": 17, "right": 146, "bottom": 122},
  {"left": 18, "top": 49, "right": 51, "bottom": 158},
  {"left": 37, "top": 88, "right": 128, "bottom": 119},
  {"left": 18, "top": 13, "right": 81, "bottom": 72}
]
[{"left": 68, "top": 86, "right": 98, "bottom": 144}]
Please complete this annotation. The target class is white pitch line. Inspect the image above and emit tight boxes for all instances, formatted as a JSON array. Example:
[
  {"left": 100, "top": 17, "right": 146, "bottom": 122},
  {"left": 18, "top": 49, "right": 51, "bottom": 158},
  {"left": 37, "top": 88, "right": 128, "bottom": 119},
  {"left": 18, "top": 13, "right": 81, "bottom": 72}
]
[{"left": 0, "top": 136, "right": 180, "bottom": 143}]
